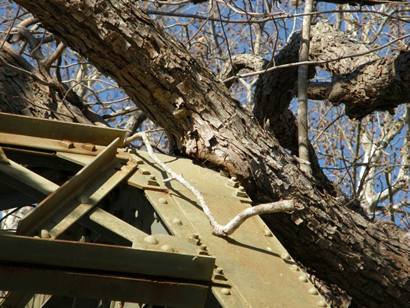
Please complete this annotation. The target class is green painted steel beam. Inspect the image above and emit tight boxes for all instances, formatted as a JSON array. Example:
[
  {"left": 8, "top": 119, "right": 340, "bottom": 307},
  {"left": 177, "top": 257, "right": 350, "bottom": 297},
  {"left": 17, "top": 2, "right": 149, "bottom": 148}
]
[
  {"left": 0, "top": 234, "right": 215, "bottom": 282},
  {"left": 0, "top": 264, "right": 209, "bottom": 308},
  {"left": 0, "top": 112, "right": 126, "bottom": 146},
  {"left": 17, "top": 138, "right": 121, "bottom": 236}
]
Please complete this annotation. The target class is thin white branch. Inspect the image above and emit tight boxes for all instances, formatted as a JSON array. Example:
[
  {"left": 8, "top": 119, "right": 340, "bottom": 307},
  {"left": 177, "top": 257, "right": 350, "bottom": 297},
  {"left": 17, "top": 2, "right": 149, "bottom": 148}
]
[
  {"left": 359, "top": 108, "right": 409, "bottom": 214},
  {"left": 297, "top": 0, "right": 314, "bottom": 176},
  {"left": 218, "top": 200, "right": 295, "bottom": 235},
  {"left": 132, "top": 132, "right": 295, "bottom": 236}
]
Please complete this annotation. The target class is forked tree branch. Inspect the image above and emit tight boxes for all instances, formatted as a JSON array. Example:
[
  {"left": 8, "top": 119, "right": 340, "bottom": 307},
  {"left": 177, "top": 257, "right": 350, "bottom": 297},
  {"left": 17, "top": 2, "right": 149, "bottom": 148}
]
[{"left": 129, "top": 131, "right": 295, "bottom": 236}]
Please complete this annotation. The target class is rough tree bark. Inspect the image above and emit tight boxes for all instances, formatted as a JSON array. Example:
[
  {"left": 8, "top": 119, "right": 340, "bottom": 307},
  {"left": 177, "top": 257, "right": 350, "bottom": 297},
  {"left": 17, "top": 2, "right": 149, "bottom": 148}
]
[
  {"left": 0, "top": 40, "right": 105, "bottom": 203},
  {"left": 11, "top": 1, "right": 410, "bottom": 306},
  {"left": 0, "top": 42, "right": 99, "bottom": 122},
  {"left": 256, "top": 22, "right": 410, "bottom": 119}
]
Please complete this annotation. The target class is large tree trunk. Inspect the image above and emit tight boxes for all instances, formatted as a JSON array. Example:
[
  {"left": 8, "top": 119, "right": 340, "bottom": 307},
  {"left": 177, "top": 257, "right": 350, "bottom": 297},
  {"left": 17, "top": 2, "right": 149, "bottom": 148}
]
[
  {"left": 0, "top": 42, "right": 102, "bottom": 123},
  {"left": 12, "top": 1, "right": 410, "bottom": 306}
]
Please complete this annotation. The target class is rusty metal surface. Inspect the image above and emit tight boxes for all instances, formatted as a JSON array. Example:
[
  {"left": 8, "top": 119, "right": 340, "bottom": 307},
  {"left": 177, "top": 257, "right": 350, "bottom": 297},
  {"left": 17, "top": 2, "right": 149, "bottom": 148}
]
[
  {"left": 133, "top": 151, "right": 326, "bottom": 308},
  {"left": 0, "top": 115, "right": 327, "bottom": 308}
]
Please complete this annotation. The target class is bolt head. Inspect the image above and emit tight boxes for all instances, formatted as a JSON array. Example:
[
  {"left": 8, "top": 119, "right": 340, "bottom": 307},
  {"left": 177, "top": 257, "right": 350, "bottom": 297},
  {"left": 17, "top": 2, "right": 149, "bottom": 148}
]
[
  {"left": 308, "top": 288, "right": 318, "bottom": 295},
  {"left": 282, "top": 253, "right": 291, "bottom": 261},
  {"left": 160, "top": 244, "right": 174, "bottom": 252},
  {"left": 298, "top": 275, "right": 308, "bottom": 282},
  {"left": 215, "top": 267, "right": 224, "bottom": 274},
  {"left": 40, "top": 229, "right": 50, "bottom": 239},
  {"left": 264, "top": 229, "right": 273, "bottom": 237},
  {"left": 144, "top": 235, "right": 159, "bottom": 245},
  {"left": 221, "top": 288, "right": 231, "bottom": 295},
  {"left": 172, "top": 218, "right": 182, "bottom": 225},
  {"left": 158, "top": 198, "right": 168, "bottom": 204}
]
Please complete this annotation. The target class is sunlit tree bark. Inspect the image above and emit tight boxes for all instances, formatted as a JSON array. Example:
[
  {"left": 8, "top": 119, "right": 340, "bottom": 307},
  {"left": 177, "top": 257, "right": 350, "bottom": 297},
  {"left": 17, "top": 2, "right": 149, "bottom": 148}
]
[{"left": 7, "top": 0, "right": 410, "bottom": 306}]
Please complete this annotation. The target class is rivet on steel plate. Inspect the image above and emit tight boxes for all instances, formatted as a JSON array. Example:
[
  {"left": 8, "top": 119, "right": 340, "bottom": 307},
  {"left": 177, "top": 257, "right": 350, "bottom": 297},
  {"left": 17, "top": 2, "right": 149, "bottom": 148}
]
[
  {"left": 282, "top": 253, "right": 291, "bottom": 261},
  {"left": 235, "top": 191, "right": 248, "bottom": 198},
  {"left": 82, "top": 143, "right": 97, "bottom": 152},
  {"left": 215, "top": 267, "right": 224, "bottom": 274},
  {"left": 266, "top": 247, "right": 272, "bottom": 252},
  {"left": 298, "top": 275, "right": 308, "bottom": 282},
  {"left": 148, "top": 178, "right": 160, "bottom": 186},
  {"left": 221, "top": 288, "right": 231, "bottom": 295},
  {"left": 158, "top": 198, "right": 168, "bottom": 205},
  {"left": 264, "top": 229, "right": 273, "bottom": 237},
  {"left": 40, "top": 229, "right": 51, "bottom": 239},
  {"left": 144, "top": 235, "right": 159, "bottom": 245},
  {"left": 200, "top": 244, "right": 207, "bottom": 250},
  {"left": 227, "top": 177, "right": 239, "bottom": 188},
  {"left": 238, "top": 186, "right": 245, "bottom": 192},
  {"left": 291, "top": 265, "right": 299, "bottom": 271},
  {"left": 150, "top": 176, "right": 156, "bottom": 180},
  {"left": 61, "top": 140, "right": 74, "bottom": 149},
  {"left": 141, "top": 169, "right": 151, "bottom": 175},
  {"left": 172, "top": 218, "right": 183, "bottom": 225},
  {"left": 192, "top": 233, "right": 200, "bottom": 239},
  {"left": 160, "top": 244, "right": 174, "bottom": 252},
  {"left": 308, "top": 288, "right": 318, "bottom": 295},
  {"left": 317, "top": 300, "right": 327, "bottom": 307}
]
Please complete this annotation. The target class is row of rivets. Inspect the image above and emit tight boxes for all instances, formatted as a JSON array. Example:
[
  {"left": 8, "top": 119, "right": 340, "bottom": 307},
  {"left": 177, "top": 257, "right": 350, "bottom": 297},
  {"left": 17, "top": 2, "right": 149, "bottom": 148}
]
[
  {"left": 138, "top": 168, "right": 161, "bottom": 187},
  {"left": 60, "top": 140, "right": 97, "bottom": 152},
  {"left": 214, "top": 266, "right": 228, "bottom": 281},
  {"left": 148, "top": 175, "right": 160, "bottom": 187},
  {"left": 279, "top": 250, "right": 321, "bottom": 302},
  {"left": 225, "top": 176, "right": 252, "bottom": 203},
  {"left": 190, "top": 233, "right": 210, "bottom": 256},
  {"left": 272, "top": 235, "right": 325, "bottom": 305},
  {"left": 297, "top": 273, "right": 327, "bottom": 306},
  {"left": 143, "top": 235, "right": 177, "bottom": 253}
]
